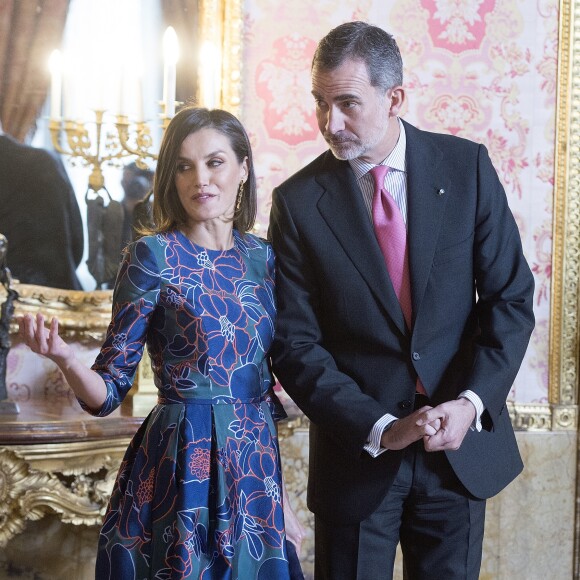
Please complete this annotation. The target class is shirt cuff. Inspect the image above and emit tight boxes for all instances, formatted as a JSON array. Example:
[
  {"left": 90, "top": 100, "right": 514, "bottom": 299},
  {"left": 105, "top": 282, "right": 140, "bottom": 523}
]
[
  {"left": 459, "top": 390, "right": 484, "bottom": 432},
  {"left": 364, "top": 413, "right": 398, "bottom": 457}
]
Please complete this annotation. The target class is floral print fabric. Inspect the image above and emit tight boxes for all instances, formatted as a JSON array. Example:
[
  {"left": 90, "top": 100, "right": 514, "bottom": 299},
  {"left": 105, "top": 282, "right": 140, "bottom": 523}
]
[{"left": 88, "top": 230, "right": 291, "bottom": 579}]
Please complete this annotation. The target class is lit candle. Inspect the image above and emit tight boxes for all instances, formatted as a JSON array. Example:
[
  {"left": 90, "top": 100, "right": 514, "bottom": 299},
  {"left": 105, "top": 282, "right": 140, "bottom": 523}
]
[
  {"left": 63, "top": 65, "right": 77, "bottom": 120},
  {"left": 200, "top": 42, "right": 219, "bottom": 109},
  {"left": 48, "top": 50, "right": 62, "bottom": 120},
  {"left": 163, "top": 26, "right": 179, "bottom": 118},
  {"left": 94, "top": 61, "right": 105, "bottom": 111},
  {"left": 118, "top": 64, "right": 126, "bottom": 117},
  {"left": 136, "top": 74, "right": 144, "bottom": 122},
  {"left": 133, "top": 57, "right": 144, "bottom": 122}
]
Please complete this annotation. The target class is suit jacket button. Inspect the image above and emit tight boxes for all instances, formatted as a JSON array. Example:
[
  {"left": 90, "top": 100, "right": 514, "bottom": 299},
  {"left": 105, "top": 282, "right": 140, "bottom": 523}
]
[
  {"left": 399, "top": 400, "right": 412, "bottom": 409},
  {"left": 412, "top": 352, "right": 421, "bottom": 361}
]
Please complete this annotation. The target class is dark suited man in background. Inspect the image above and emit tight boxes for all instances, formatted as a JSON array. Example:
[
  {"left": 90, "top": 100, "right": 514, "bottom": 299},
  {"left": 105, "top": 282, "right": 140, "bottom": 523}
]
[
  {"left": 269, "top": 22, "right": 535, "bottom": 580},
  {"left": 119, "top": 161, "right": 154, "bottom": 247},
  {"left": 100, "top": 161, "right": 154, "bottom": 289},
  {"left": 0, "top": 122, "right": 84, "bottom": 289}
]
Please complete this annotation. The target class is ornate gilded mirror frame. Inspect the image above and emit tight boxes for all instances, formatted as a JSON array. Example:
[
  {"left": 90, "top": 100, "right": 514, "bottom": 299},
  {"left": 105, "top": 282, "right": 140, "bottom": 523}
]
[
  {"left": 547, "top": 0, "right": 579, "bottom": 431},
  {"left": 553, "top": 2, "right": 580, "bottom": 574},
  {"left": 504, "top": 0, "right": 579, "bottom": 432}
]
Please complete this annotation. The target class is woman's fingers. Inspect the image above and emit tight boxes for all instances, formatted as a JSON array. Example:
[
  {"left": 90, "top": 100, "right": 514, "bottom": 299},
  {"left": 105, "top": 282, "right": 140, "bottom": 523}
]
[
  {"left": 18, "top": 313, "right": 69, "bottom": 365},
  {"left": 19, "top": 313, "right": 37, "bottom": 345},
  {"left": 18, "top": 313, "right": 56, "bottom": 356}
]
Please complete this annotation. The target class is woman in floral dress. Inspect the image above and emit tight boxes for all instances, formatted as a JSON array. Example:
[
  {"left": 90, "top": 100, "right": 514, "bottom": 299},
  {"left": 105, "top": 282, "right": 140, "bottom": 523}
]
[{"left": 19, "top": 106, "right": 304, "bottom": 579}]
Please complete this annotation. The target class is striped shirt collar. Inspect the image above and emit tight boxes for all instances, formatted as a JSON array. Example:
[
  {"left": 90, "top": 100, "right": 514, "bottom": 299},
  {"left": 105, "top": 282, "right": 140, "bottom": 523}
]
[{"left": 348, "top": 117, "right": 407, "bottom": 179}]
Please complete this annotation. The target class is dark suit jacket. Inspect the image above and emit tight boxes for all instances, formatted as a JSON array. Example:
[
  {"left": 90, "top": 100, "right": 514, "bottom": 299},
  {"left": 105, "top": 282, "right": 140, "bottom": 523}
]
[
  {"left": 0, "top": 134, "right": 84, "bottom": 289},
  {"left": 269, "top": 120, "right": 535, "bottom": 525}
]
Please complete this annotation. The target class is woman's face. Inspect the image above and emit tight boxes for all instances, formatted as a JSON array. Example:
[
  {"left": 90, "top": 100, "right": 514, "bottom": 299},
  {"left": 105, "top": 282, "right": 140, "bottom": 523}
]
[{"left": 174, "top": 127, "right": 247, "bottom": 228}]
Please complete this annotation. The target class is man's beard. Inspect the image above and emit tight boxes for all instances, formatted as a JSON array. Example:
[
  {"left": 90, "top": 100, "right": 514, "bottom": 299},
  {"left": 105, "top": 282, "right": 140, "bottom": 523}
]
[{"left": 324, "top": 135, "right": 366, "bottom": 160}]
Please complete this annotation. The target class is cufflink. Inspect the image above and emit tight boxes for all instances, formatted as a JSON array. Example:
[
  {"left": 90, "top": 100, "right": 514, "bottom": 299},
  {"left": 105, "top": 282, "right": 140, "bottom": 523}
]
[{"left": 437, "top": 188, "right": 445, "bottom": 196}]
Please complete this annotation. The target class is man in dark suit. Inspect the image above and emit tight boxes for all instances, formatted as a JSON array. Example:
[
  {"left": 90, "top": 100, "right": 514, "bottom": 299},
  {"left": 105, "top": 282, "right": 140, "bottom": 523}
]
[
  {"left": 0, "top": 126, "right": 84, "bottom": 289},
  {"left": 269, "top": 22, "right": 535, "bottom": 580}
]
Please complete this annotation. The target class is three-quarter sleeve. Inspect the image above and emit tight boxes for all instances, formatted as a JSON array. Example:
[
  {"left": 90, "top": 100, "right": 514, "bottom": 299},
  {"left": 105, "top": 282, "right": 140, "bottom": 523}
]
[{"left": 82, "top": 237, "right": 161, "bottom": 416}]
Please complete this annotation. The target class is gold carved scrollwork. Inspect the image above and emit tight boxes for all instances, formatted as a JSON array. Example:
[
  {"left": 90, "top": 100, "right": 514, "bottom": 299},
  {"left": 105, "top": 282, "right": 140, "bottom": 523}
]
[
  {"left": 0, "top": 442, "right": 129, "bottom": 547},
  {"left": 507, "top": 404, "right": 577, "bottom": 432},
  {"left": 552, "top": 404, "right": 577, "bottom": 430},
  {"left": 199, "top": 0, "right": 243, "bottom": 115},
  {"left": 221, "top": 0, "right": 243, "bottom": 116},
  {"left": 8, "top": 283, "right": 112, "bottom": 343},
  {"left": 507, "top": 403, "right": 552, "bottom": 431}
]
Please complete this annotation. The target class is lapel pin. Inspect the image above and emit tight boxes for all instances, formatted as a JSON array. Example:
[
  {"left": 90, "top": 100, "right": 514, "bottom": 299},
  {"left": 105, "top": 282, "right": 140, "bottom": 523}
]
[{"left": 437, "top": 188, "right": 445, "bottom": 196}]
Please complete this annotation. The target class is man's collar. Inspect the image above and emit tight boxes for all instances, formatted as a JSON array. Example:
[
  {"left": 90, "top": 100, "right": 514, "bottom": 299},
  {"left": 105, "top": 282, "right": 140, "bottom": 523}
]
[{"left": 349, "top": 117, "right": 407, "bottom": 179}]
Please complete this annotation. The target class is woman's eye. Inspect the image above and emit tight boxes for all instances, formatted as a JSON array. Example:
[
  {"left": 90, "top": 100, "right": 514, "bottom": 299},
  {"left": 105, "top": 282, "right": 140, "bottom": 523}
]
[
  {"left": 208, "top": 159, "right": 224, "bottom": 168},
  {"left": 176, "top": 163, "right": 190, "bottom": 172}
]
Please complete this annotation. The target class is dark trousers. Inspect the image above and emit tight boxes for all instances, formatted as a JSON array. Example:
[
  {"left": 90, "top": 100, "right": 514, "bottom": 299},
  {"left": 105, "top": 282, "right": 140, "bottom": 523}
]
[{"left": 314, "top": 441, "right": 486, "bottom": 580}]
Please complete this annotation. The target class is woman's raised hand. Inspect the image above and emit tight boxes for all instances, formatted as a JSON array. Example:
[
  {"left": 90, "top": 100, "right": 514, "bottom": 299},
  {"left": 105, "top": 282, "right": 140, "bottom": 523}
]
[
  {"left": 19, "top": 313, "right": 107, "bottom": 410},
  {"left": 19, "top": 313, "right": 74, "bottom": 366}
]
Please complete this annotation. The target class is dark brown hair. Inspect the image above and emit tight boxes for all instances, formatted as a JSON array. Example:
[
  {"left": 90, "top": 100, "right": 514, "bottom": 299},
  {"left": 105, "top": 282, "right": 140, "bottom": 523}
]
[{"left": 150, "top": 106, "right": 257, "bottom": 234}]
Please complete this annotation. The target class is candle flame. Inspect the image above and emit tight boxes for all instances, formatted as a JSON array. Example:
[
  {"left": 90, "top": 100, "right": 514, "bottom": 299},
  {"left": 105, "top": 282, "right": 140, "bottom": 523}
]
[
  {"left": 49, "top": 49, "right": 62, "bottom": 74},
  {"left": 163, "top": 26, "right": 179, "bottom": 65}
]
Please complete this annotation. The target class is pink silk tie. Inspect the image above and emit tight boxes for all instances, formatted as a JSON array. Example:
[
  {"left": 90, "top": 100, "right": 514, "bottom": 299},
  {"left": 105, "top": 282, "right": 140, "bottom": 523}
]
[{"left": 370, "top": 165, "right": 427, "bottom": 396}]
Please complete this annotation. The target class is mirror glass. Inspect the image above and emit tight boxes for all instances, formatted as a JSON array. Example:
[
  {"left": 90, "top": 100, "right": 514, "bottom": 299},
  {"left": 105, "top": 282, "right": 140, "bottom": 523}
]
[{"left": 5, "top": 0, "right": 201, "bottom": 290}]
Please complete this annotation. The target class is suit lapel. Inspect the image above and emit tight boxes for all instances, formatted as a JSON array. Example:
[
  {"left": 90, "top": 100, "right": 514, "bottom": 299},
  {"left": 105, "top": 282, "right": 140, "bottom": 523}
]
[
  {"left": 316, "top": 153, "right": 408, "bottom": 335},
  {"left": 403, "top": 121, "right": 450, "bottom": 324}
]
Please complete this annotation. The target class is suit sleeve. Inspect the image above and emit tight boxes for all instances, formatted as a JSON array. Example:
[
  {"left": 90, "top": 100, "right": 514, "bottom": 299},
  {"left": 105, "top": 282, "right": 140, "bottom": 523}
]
[
  {"left": 269, "top": 187, "right": 389, "bottom": 454},
  {"left": 14, "top": 150, "right": 84, "bottom": 289},
  {"left": 50, "top": 151, "right": 84, "bottom": 269},
  {"left": 467, "top": 145, "right": 535, "bottom": 420}
]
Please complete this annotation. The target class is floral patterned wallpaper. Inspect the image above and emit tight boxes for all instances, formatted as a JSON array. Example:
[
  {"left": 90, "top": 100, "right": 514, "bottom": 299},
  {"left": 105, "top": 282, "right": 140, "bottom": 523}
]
[{"left": 242, "top": 0, "right": 557, "bottom": 405}]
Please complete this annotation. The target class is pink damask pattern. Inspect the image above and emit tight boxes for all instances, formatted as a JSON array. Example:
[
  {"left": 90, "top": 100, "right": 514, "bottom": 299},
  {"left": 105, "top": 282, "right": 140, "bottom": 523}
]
[
  {"left": 255, "top": 35, "right": 319, "bottom": 145},
  {"left": 422, "top": 0, "right": 496, "bottom": 52},
  {"left": 427, "top": 94, "right": 483, "bottom": 135}
]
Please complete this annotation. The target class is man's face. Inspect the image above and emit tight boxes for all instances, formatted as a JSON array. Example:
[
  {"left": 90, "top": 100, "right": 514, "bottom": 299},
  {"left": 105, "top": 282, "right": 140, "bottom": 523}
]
[{"left": 311, "top": 58, "right": 402, "bottom": 164}]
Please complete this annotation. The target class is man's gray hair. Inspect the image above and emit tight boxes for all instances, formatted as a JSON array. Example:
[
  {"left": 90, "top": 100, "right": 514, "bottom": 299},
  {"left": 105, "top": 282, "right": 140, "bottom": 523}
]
[{"left": 312, "top": 21, "right": 403, "bottom": 91}]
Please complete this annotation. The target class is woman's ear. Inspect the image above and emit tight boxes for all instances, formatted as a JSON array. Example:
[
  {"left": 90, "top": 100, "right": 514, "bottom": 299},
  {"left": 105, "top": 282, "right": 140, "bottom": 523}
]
[{"left": 241, "top": 157, "right": 249, "bottom": 182}]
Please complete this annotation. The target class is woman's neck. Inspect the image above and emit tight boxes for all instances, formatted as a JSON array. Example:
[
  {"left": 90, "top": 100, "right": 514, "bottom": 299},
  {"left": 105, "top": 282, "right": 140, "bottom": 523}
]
[{"left": 180, "top": 222, "right": 235, "bottom": 250}]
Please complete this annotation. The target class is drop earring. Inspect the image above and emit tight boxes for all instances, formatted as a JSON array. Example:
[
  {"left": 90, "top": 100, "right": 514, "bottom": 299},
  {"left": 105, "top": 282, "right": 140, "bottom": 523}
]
[{"left": 236, "top": 180, "right": 244, "bottom": 211}]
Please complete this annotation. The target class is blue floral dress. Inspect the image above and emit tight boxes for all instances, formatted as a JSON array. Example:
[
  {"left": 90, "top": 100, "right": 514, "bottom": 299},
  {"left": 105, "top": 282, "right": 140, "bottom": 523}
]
[{"left": 85, "top": 230, "right": 292, "bottom": 579}]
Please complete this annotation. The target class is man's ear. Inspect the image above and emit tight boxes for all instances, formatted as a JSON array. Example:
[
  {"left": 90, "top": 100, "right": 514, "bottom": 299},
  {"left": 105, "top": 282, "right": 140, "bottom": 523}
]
[{"left": 389, "top": 87, "right": 405, "bottom": 117}]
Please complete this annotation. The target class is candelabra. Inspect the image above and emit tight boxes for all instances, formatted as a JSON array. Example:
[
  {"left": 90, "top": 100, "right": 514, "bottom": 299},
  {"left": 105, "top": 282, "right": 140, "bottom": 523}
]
[
  {"left": 48, "top": 108, "right": 169, "bottom": 192},
  {"left": 48, "top": 108, "right": 172, "bottom": 289},
  {"left": 47, "top": 26, "right": 184, "bottom": 289}
]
